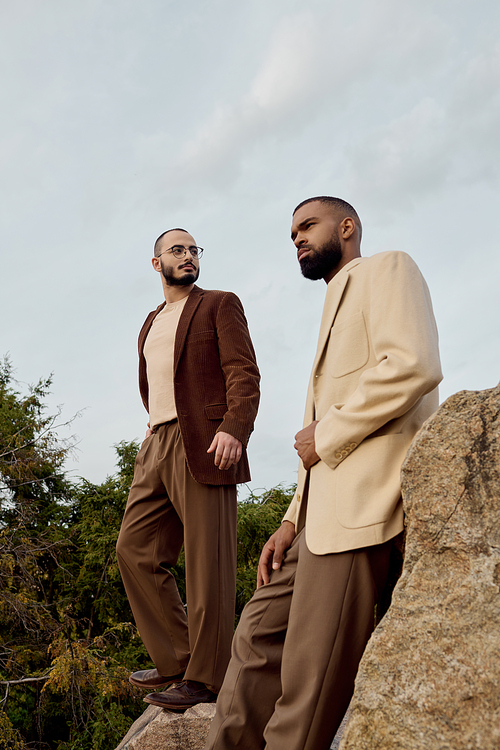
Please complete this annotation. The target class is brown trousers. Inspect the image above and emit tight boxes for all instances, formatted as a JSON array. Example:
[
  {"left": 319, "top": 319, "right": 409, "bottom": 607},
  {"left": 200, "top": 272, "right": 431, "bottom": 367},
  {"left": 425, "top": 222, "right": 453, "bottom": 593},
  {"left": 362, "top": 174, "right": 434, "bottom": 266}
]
[
  {"left": 116, "top": 421, "right": 237, "bottom": 691},
  {"left": 206, "top": 527, "right": 392, "bottom": 750}
]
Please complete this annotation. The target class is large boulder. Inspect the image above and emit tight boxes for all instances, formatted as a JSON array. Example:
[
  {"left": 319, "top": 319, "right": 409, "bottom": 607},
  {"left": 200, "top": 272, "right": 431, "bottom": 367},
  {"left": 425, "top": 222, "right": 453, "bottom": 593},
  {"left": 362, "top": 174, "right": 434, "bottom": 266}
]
[{"left": 340, "top": 385, "right": 500, "bottom": 749}]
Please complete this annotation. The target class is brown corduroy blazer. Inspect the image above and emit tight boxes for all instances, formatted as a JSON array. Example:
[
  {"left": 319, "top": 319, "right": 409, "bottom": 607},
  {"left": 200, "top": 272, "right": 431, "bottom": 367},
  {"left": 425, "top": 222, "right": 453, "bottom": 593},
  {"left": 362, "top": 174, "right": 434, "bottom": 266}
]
[{"left": 138, "top": 286, "right": 260, "bottom": 486}]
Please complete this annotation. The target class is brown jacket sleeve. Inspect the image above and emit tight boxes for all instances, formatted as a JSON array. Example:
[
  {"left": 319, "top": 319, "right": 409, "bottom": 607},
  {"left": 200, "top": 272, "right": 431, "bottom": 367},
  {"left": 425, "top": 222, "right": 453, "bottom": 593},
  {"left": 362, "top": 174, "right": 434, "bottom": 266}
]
[{"left": 211, "top": 291, "right": 261, "bottom": 445}]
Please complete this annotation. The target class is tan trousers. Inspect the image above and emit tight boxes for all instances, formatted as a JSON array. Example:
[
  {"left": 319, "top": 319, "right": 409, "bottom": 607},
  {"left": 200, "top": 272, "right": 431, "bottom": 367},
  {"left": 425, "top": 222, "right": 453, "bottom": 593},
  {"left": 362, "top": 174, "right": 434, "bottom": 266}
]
[
  {"left": 116, "top": 421, "right": 237, "bottom": 691},
  {"left": 206, "top": 528, "right": 392, "bottom": 750}
]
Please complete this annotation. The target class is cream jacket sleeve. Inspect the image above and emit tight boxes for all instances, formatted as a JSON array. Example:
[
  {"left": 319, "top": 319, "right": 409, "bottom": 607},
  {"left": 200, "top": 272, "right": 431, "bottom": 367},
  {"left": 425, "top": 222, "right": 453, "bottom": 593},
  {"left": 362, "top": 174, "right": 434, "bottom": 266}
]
[{"left": 314, "top": 251, "right": 442, "bottom": 469}]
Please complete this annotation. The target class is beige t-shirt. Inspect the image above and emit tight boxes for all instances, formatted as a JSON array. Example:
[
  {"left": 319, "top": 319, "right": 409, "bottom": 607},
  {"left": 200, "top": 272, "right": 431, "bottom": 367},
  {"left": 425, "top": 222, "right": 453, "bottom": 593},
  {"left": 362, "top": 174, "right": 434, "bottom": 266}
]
[{"left": 143, "top": 296, "right": 188, "bottom": 428}]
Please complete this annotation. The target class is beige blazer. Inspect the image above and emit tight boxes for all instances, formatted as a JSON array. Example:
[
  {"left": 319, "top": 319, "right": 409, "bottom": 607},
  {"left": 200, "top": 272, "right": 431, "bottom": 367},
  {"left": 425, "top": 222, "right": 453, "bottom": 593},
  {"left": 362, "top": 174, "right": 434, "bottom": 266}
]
[{"left": 283, "top": 251, "right": 442, "bottom": 554}]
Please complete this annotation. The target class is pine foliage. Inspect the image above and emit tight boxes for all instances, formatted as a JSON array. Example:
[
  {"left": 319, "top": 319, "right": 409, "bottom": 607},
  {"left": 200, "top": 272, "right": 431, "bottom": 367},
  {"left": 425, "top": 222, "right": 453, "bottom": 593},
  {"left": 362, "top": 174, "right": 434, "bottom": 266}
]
[{"left": 235, "top": 486, "right": 295, "bottom": 616}]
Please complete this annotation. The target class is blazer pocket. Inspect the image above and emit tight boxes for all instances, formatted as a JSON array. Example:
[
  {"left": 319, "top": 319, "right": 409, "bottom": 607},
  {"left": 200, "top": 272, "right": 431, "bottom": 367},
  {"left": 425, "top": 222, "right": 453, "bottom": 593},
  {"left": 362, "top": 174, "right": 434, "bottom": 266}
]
[
  {"left": 326, "top": 312, "right": 369, "bottom": 378},
  {"left": 205, "top": 403, "right": 228, "bottom": 420},
  {"left": 186, "top": 330, "right": 216, "bottom": 341},
  {"left": 335, "top": 434, "right": 408, "bottom": 529}
]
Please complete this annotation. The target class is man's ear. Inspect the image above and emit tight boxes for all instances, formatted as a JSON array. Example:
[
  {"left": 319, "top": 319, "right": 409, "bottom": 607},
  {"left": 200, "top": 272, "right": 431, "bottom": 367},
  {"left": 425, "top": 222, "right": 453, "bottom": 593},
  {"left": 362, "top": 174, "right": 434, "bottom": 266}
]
[
  {"left": 152, "top": 256, "right": 161, "bottom": 272},
  {"left": 340, "top": 217, "right": 356, "bottom": 240}
]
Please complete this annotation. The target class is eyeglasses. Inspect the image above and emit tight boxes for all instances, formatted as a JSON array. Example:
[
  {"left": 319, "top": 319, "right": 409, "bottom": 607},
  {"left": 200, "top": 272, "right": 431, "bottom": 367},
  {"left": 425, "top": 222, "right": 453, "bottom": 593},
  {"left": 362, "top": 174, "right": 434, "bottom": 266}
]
[{"left": 158, "top": 245, "right": 204, "bottom": 260}]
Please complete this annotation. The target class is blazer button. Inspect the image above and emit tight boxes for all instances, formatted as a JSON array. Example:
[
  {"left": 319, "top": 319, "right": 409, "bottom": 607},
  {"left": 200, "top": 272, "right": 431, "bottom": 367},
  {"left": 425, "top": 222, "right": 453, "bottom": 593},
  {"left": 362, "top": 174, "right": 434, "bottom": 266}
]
[
  {"left": 335, "top": 452, "right": 343, "bottom": 460},
  {"left": 350, "top": 442, "right": 357, "bottom": 449},
  {"left": 297, "top": 494, "right": 301, "bottom": 503}
]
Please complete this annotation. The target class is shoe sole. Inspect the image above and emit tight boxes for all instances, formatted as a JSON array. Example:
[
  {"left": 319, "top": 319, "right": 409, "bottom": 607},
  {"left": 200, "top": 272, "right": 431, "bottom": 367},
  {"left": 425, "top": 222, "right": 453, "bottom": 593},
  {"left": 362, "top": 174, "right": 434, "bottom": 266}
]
[
  {"left": 129, "top": 676, "right": 183, "bottom": 689},
  {"left": 143, "top": 695, "right": 216, "bottom": 711}
]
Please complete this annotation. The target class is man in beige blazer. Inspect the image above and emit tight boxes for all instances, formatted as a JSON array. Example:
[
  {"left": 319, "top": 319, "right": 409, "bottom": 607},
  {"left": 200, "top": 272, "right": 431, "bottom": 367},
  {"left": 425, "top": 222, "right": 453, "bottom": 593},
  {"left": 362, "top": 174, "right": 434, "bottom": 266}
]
[{"left": 206, "top": 197, "right": 442, "bottom": 750}]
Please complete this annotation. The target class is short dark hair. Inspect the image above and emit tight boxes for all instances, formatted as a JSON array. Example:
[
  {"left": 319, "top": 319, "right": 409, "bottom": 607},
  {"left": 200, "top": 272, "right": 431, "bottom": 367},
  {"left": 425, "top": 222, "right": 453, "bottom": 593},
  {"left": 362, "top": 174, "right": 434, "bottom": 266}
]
[
  {"left": 154, "top": 228, "right": 190, "bottom": 257},
  {"left": 293, "top": 196, "right": 362, "bottom": 235}
]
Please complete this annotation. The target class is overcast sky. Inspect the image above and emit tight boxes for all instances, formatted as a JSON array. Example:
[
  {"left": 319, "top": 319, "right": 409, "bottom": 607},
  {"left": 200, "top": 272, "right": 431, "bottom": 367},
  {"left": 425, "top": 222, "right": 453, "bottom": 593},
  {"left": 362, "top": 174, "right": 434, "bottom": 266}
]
[{"left": 1, "top": 0, "right": 499, "bottom": 496}]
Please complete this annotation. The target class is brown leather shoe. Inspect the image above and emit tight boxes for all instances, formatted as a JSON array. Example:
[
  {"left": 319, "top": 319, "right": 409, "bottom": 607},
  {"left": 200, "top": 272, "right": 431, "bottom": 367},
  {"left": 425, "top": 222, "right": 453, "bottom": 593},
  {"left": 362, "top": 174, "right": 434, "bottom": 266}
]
[
  {"left": 143, "top": 680, "right": 217, "bottom": 710},
  {"left": 129, "top": 668, "right": 184, "bottom": 689}
]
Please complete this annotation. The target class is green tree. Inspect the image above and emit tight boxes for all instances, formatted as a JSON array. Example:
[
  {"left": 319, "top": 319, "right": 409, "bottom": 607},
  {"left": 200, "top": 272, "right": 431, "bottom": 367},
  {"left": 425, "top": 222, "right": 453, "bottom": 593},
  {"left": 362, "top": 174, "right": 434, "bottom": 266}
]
[
  {"left": 0, "top": 356, "right": 76, "bottom": 743},
  {"left": 0, "top": 712, "right": 26, "bottom": 749},
  {"left": 68, "top": 441, "right": 140, "bottom": 638},
  {"left": 0, "top": 361, "right": 145, "bottom": 749}
]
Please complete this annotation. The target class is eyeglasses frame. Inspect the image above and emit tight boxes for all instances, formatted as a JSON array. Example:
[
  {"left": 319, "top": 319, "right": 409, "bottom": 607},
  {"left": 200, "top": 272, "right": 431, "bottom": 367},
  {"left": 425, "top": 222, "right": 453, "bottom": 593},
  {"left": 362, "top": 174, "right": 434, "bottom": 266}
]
[{"left": 157, "top": 245, "right": 204, "bottom": 260}]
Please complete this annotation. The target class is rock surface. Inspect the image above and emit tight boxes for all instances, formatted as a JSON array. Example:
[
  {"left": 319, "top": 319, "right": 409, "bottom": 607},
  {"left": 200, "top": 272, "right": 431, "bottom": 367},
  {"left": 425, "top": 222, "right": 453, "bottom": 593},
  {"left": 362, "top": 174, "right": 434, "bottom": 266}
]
[
  {"left": 115, "top": 701, "right": 348, "bottom": 749},
  {"left": 115, "top": 702, "right": 216, "bottom": 750},
  {"left": 340, "top": 385, "right": 500, "bottom": 749}
]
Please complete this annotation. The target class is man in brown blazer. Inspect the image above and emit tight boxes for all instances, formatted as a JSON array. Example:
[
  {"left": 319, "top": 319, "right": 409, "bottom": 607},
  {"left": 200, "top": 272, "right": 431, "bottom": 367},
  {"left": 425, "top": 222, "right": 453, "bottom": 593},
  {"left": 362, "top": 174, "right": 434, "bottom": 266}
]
[
  {"left": 206, "top": 197, "right": 442, "bottom": 750},
  {"left": 116, "top": 228, "right": 260, "bottom": 710}
]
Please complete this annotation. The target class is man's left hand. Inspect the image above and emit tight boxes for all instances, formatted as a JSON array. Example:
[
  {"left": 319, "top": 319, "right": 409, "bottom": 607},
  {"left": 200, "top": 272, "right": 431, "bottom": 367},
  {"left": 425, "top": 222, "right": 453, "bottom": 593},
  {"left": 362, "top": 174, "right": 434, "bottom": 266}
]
[
  {"left": 294, "top": 420, "right": 320, "bottom": 470},
  {"left": 207, "top": 432, "right": 243, "bottom": 470}
]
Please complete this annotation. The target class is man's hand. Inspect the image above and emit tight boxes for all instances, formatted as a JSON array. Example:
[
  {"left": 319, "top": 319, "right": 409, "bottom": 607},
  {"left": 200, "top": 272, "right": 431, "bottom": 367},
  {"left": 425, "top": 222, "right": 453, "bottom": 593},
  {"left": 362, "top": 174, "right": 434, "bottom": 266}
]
[
  {"left": 207, "top": 432, "right": 243, "bottom": 470},
  {"left": 294, "top": 420, "right": 320, "bottom": 470},
  {"left": 145, "top": 422, "right": 153, "bottom": 439},
  {"left": 257, "top": 521, "right": 296, "bottom": 588}
]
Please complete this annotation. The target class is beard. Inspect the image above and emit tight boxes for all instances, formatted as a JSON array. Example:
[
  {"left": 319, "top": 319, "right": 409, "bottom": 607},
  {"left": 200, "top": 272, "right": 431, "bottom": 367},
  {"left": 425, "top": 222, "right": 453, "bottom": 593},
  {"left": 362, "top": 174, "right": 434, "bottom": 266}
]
[
  {"left": 299, "top": 236, "right": 343, "bottom": 281},
  {"left": 161, "top": 262, "right": 200, "bottom": 286}
]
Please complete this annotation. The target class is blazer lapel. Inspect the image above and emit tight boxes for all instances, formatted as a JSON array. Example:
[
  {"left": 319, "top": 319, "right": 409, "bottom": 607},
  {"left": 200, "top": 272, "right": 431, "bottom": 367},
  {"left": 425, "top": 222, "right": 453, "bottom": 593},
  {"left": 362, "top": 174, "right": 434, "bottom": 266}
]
[
  {"left": 173, "top": 286, "right": 204, "bottom": 373},
  {"left": 312, "top": 271, "right": 349, "bottom": 374},
  {"left": 299, "top": 260, "right": 361, "bottom": 424}
]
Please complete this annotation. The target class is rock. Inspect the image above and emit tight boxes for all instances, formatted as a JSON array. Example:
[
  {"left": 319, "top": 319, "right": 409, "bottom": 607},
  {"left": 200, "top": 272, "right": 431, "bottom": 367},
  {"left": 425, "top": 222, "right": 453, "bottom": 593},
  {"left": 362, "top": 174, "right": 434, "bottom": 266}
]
[
  {"left": 115, "top": 702, "right": 216, "bottom": 750},
  {"left": 116, "top": 700, "right": 350, "bottom": 750},
  {"left": 331, "top": 710, "right": 349, "bottom": 749},
  {"left": 340, "top": 385, "right": 500, "bottom": 750}
]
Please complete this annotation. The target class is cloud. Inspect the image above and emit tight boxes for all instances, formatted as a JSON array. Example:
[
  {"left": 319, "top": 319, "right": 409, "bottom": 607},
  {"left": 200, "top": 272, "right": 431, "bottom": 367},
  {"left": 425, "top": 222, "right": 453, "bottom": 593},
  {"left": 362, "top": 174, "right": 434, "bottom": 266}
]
[
  {"left": 343, "top": 39, "right": 500, "bottom": 215},
  {"left": 344, "top": 97, "right": 450, "bottom": 214},
  {"left": 173, "top": 11, "right": 321, "bottom": 185},
  {"left": 155, "top": 0, "right": 455, "bottom": 202},
  {"left": 247, "top": 13, "right": 319, "bottom": 112},
  {"left": 449, "top": 43, "right": 500, "bottom": 182}
]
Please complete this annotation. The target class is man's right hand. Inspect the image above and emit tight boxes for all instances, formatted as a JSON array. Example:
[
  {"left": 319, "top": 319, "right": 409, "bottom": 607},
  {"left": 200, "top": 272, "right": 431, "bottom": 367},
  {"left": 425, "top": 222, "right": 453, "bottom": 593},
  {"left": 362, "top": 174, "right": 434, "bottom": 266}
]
[{"left": 257, "top": 521, "right": 296, "bottom": 588}]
